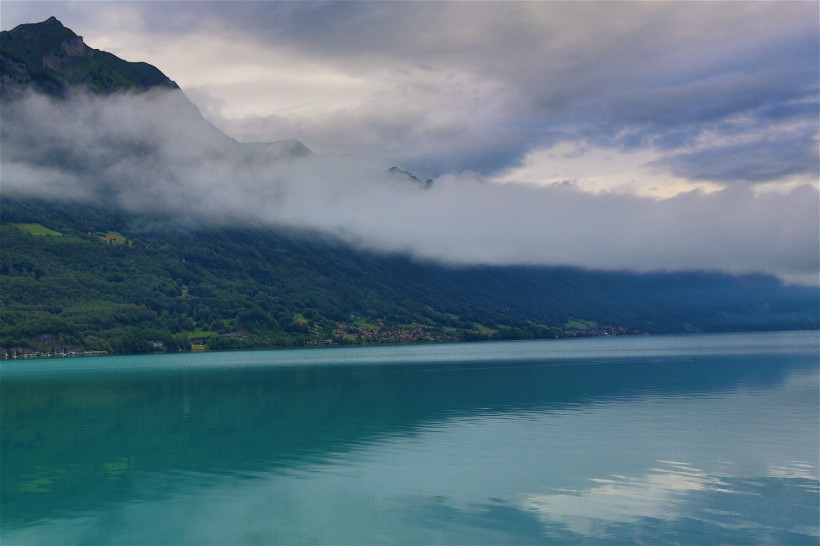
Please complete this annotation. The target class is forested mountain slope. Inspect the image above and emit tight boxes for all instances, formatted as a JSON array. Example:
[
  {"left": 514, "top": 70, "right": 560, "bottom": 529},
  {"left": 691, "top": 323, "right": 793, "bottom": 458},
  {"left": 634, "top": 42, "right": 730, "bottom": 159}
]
[
  {"left": 2, "top": 197, "right": 816, "bottom": 356},
  {"left": 1, "top": 18, "right": 817, "bottom": 357}
]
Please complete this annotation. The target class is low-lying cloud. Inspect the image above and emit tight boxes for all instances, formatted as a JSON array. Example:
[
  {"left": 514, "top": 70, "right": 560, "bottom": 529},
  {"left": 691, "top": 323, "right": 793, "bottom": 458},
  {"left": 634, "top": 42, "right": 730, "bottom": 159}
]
[
  {"left": 5, "top": 2, "right": 816, "bottom": 184},
  {"left": 2, "top": 90, "right": 818, "bottom": 284}
]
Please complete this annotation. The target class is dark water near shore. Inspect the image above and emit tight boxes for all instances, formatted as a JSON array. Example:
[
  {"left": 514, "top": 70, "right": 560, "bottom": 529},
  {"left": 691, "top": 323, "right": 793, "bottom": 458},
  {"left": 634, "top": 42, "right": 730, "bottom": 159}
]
[{"left": 1, "top": 331, "right": 818, "bottom": 544}]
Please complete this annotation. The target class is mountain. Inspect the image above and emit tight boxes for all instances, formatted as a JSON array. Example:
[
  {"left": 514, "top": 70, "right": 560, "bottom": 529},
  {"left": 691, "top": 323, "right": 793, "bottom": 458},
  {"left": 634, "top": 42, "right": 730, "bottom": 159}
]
[
  {"left": 0, "top": 16, "right": 177, "bottom": 97},
  {"left": 242, "top": 140, "right": 314, "bottom": 160},
  {"left": 3, "top": 196, "right": 816, "bottom": 357},
  {"left": 1, "top": 18, "right": 817, "bottom": 357},
  {"left": 387, "top": 167, "right": 433, "bottom": 187},
  {"left": 1, "top": 17, "right": 314, "bottom": 180}
]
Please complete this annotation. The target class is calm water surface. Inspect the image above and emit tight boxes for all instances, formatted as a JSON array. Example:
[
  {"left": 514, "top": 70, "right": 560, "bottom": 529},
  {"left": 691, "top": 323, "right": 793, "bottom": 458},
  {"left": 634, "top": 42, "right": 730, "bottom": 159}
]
[{"left": 1, "top": 331, "right": 818, "bottom": 544}]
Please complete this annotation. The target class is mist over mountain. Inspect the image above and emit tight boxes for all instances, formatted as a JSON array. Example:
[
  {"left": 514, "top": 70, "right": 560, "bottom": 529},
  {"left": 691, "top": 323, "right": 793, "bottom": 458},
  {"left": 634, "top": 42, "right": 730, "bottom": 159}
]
[
  {"left": 1, "top": 17, "right": 817, "bottom": 355},
  {"left": 3, "top": 17, "right": 818, "bottom": 281},
  {"left": 4, "top": 86, "right": 817, "bottom": 281}
]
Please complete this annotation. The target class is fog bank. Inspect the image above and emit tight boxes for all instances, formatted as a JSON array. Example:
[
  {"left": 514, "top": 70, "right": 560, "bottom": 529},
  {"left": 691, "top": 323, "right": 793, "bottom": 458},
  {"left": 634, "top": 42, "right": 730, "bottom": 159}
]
[{"left": 2, "top": 91, "right": 817, "bottom": 284}]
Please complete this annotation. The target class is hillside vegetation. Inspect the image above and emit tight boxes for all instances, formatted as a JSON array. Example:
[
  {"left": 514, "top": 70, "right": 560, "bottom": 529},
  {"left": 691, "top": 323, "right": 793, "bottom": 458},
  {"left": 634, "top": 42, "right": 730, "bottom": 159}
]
[
  {"left": 1, "top": 18, "right": 817, "bottom": 358},
  {"left": 2, "top": 197, "right": 816, "bottom": 357}
]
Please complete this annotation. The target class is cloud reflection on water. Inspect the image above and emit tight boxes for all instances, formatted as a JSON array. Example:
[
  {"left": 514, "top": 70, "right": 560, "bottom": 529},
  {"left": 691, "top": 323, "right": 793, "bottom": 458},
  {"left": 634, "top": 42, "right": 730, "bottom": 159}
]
[
  {"left": 1, "top": 335, "right": 817, "bottom": 544},
  {"left": 521, "top": 460, "right": 735, "bottom": 538}
]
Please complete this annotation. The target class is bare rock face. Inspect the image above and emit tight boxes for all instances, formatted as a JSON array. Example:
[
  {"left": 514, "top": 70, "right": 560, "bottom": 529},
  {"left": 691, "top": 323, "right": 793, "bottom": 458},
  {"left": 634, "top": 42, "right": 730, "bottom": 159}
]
[
  {"left": 43, "top": 37, "right": 92, "bottom": 71},
  {"left": 0, "top": 56, "right": 30, "bottom": 87},
  {"left": 61, "top": 36, "right": 90, "bottom": 57},
  {"left": 387, "top": 166, "right": 434, "bottom": 187}
]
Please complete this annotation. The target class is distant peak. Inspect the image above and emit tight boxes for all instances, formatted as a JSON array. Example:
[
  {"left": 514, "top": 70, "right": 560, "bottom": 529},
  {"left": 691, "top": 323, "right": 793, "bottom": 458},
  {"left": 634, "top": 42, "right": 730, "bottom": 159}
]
[
  {"left": 14, "top": 16, "right": 67, "bottom": 30},
  {"left": 9, "top": 15, "right": 77, "bottom": 40},
  {"left": 387, "top": 166, "right": 433, "bottom": 187}
]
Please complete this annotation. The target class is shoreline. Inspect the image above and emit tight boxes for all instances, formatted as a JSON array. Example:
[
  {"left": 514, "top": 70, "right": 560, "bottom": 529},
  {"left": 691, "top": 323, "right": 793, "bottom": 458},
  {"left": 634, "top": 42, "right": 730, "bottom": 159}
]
[{"left": 4, "top": 328, "right": 817, "bottom": 362}]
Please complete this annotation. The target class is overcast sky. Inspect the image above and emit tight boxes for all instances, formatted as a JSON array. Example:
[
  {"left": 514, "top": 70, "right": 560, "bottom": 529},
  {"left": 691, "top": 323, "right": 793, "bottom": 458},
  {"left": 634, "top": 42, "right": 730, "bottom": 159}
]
[{"left": 2, "top": 1, "right": 819, "bottom": 283}]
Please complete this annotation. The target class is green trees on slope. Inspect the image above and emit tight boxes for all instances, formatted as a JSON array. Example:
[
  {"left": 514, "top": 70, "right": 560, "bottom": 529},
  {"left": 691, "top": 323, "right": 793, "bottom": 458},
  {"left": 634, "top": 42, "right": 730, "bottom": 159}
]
[{"left": 1, "top": 197, "right": 817, "bottom": 356}]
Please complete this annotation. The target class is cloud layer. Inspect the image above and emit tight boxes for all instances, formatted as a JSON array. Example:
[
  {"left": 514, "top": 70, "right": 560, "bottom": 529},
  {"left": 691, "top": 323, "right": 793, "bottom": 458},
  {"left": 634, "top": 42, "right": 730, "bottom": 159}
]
[
  {"left": 2, "top": 1, "right": 818, "bottom": 187},
  {"left": 3, "top": 90, "right": 817, "bottom": 284}
]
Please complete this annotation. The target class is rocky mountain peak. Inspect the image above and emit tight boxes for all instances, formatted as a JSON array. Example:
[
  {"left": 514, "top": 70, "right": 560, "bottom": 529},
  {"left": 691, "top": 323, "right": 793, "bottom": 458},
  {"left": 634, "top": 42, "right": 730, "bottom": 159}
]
[
  {"left": 1, "top": 17, "right": 177, "bottom": 96},
  {"left": 387, "top": 166, "right": 433, "bottom": 187},
  {"left": 7, "top": 16, "right": 77, "bottom": 44}
]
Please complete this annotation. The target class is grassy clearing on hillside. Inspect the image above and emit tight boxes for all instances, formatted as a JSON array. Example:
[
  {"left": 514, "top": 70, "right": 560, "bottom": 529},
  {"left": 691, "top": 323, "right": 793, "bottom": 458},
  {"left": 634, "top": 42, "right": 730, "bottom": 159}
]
[
  {"left": 565, "top": 319, "right": 597, "bottom": 330},
  {"left": 355, "top": 319, "right": 381, "bottom": 330},
  {"left": 400, "top": 322, "right": 428, "bottom": 329},
  {"left": 99, "top": 231, "right": 130, "bottom": 245},
  {"left": 473, "top": 323, "right": 497, "bottom": 335},
  {"left": 16, "top": 223, "right": 62, "bottom": 236},
  {"left": 186, "top": 329, "right": 219, "bottom": 340},
  {"left": 293, "top": 314, "right": 309, "bottom": 326}
]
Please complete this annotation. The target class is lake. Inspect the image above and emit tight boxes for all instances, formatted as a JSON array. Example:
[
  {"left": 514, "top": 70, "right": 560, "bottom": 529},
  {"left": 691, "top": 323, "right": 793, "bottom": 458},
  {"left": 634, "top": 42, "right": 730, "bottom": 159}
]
[{"left": 1, "top": 331, "right": 818, "bottom": 545}]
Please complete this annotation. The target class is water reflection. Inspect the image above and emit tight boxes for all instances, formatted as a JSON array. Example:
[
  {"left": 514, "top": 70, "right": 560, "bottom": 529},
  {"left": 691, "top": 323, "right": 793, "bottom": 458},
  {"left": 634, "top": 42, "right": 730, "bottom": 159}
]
[
  {"left": 1, "top": 335, "right": 818, "bottom": 544},
  {"left": 521, "top": 459, "right": 819, "bottom": 544},
  {"left": 522, "top": 460, "right": 734, "bottom": 531}
]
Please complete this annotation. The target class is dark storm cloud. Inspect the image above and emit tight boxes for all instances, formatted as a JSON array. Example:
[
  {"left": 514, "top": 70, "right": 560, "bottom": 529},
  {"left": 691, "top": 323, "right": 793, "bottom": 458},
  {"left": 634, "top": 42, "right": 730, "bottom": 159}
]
[{"left": 651, "top": 127, "right": 820, "bottom": 184}]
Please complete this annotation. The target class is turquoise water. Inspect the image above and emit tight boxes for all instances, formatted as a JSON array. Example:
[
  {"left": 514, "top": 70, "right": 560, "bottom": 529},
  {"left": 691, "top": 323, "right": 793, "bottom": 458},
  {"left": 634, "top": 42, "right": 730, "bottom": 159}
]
[{"left": 1, "top": 331, "right": 818, "bottom": 544}]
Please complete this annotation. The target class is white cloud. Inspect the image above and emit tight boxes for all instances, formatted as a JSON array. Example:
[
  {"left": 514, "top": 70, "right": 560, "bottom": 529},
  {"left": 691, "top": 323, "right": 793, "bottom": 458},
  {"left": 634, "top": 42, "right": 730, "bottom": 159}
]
[
  {"left": 1, "top": 3, "right": 817, "bottom": 283},
  {"left": 3, "top": 90, "right": 817, "bottom": 283},
  {"left": 521, "top": 460, "right": 732, "bottom": 539},
  {"left": 4, "top": 1, "right": 816, "bottom": 187},
  {"left": 490, "top": 142, "right": 724, "bottom": 198}
]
